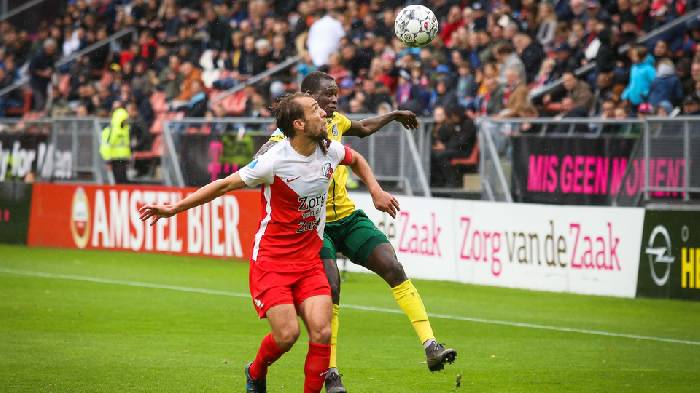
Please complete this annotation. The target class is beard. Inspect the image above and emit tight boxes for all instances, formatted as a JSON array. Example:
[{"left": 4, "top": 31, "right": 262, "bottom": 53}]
[{"left": 305, "top": 123, "right": 330, "bottom": 154}]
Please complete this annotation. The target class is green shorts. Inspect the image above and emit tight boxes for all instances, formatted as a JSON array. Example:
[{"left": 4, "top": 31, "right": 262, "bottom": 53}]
[{"left": 320, "top": 209, "right": 390, "bottom": 267}]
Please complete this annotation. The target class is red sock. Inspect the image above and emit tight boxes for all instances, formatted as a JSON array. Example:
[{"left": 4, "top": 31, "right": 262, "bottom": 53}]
[
  {"left": 304, "top": 342, "right": 331, "bottom": 393},
  {"left": 249, "top": 334, "right": 286, "bottom": 380}
]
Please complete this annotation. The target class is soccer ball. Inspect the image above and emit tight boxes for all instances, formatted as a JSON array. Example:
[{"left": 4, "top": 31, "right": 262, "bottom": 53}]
[{"left": 394, "top": 5, "right": 439, "bottom": 47}]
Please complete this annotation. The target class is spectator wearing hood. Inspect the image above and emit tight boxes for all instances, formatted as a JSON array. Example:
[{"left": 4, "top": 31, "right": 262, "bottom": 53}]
[
  {"left": 648, "top": 59, "right": 684, "bottom": 107},
  {"left": 621, "top": 45, "right": 656, "bottom": 107}
]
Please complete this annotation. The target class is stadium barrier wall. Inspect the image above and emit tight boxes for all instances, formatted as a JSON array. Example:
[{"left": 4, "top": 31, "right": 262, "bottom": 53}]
[
  {"left": 637, "top": 208, "right": 700, "bottom": 300},
  {"left": 349, "top": 192, "right": 645, "bottom": 298},
  {"left": 0, "top": 182, "right": 32, "bottom": 244},
  {"left": 27, "top": 183, "right": 262, "bottom": 260}
]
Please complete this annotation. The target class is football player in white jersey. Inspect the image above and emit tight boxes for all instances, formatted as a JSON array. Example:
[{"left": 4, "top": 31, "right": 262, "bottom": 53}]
[{"left": 138, "top": 93, "right": 399, "bottom": 393}]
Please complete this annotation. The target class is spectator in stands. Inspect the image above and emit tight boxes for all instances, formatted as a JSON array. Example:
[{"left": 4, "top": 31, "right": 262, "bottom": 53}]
[
  {"left": 648, "top": 59, "right": 684, "bottom": 108},
  {"left": 359, "top": 79, "right": 392, "bottom": 113},
  {"left": 513, "top": 32, "right": 544, "bottom": 84},
  {"left": 159, "top": 55, "right": 183, "bottom": 101},
  {"left": 432, "top": 105, "right": 477, "bottom": 186},
  {"left": 544, "top": 71, "right": 594, "bottom": 115},
  {"left": 307, "top": 9, "right": 345, "bottom": 67},
  {"left": 494, "top": 43, "right": 525, "bottom": 85},
  {"left": 536, "top": 1, "right": 558, "bottom": 48},
  {"left": 655, "top": 100, "right": 674, "bottom": 117},
  {"left": 29, "top": 38, "right": 58, "bottom": 111},
  {"left": 621, "top": 45, "right": 656, "bottom": 109},
  {"left": 682, "top": 95, "right": 700, "bottom": 115}
]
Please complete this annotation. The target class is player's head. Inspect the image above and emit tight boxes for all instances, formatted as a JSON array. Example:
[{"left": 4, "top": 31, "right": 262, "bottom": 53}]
[
  {"left": 301, "top": 71, "right": 337, "bottom": 118},
  {"left": 274, "top": 92, "right": 328, "bottom": 142}
]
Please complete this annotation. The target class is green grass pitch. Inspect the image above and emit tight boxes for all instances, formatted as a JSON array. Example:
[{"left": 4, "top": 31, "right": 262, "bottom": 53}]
[{"left": 1, "top": 244, "right": 699, "bottom": 392}]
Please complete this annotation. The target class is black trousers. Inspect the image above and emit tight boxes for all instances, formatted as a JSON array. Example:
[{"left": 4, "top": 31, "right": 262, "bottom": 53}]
[{"left": 111, "top": 160, "right": 129, "bottom": 184}]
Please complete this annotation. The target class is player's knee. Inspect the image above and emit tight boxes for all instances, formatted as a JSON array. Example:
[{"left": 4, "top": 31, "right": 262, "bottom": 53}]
[
  {"left": 274, "top": 325, "right": 300, "bottom": 348},
  {"left": 309, "top": 324, "right": 332, "bottom": 344},
  {"left": 384, "top": 261, "right": 408, "bottom": 287},
  {"left": 370, "top": 247, "right": 408, "bottom": 287}
]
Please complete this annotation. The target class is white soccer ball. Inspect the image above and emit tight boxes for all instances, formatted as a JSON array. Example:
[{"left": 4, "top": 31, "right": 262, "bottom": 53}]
[{"left": 394, "top": 5, "right": 439, "bottom": 47}]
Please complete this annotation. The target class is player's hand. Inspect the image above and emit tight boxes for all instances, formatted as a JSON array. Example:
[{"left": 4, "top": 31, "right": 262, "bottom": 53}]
[
  {"left": 371, "top": 190, "right": 400, "bottom": 219},
  {"left": 139, "top": 203, "right": 177, "bottom": 226},
  {"left": 394, "top": 110, "right": 418, "bottom": 130}
]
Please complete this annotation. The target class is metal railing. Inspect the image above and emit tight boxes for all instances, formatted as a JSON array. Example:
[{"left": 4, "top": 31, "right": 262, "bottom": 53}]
[
  {"left": 0, "top": 28, "right": 136, "bottom": 99},
  {"left": 210, "top": 56, "right": 301, "bottom": 106},
  {"left": 0, "top": 117, "right": 109, "bottom": 184},
  {"left": 0, "top": 0, "right": 47, "bottom": 21},
  {"left": 478, "top": 116, "right": 700, "bottom": 206},
  {"left": 162, "top": 115, "right": 432, "bottom": 196}
]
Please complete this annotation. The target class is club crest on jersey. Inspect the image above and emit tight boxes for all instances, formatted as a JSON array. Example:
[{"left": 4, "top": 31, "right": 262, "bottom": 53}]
[{"left": 322, "top": 163, "right": 333, "bottom": 179}]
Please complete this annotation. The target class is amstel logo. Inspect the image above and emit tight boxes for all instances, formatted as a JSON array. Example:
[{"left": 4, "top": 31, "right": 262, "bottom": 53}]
[{"left": 70, "top": 187, "right": 90, "bottom": 248}]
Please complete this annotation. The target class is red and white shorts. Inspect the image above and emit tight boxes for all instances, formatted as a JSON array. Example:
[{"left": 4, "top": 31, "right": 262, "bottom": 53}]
[{"left": 248, "top": 261, "right": 331, "bottom": 318}]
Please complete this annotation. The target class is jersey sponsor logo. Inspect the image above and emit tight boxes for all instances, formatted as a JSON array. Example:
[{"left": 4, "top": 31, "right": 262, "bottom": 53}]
[
  {"left": 285, "top": 176, "right": 301, "bottom": 183},
  {"left": 297, "top": 194, "right": 325, "bottom": 233},
  {"left": 70, "top": 187, "right": 90, "bottom": 249},
  {"left": 322, "top": 163, "right": 333, "bottom": 179}
]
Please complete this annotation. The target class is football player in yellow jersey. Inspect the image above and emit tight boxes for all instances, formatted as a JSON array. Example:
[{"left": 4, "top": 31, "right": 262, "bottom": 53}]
[{"left": 260, "top": 72, "right": 456, "bottom": 393}]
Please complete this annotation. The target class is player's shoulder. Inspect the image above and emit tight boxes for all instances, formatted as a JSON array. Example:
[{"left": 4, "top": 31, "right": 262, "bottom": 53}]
[
  {"left": 269, "top": 128, "right": 286, "bottom": 142},
  {"left": 256, "top": 138, "right": 287, "bottom": 162}
]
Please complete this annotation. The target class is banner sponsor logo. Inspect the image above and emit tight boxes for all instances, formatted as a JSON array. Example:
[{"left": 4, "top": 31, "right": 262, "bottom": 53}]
[
  {"left": 637, "top": 210, "right": 700, "bottom": 300},
  {"left": 29, "top": 184, "right": 261, "bottom": 260},
  {"left": 351, "top": 193, "right": 644, "bottom": 297},
  {"left": 511, "top": 136, "right": 686, "bottom": 205},
  {"left": 0, "top": 135, "right": 72, "bottom": 182},
  {"left": 71, "top": 187, "right": 90, "bottom": 249},
  {"left": 644, "top": 225, "right": 675, "bottom": 286}
]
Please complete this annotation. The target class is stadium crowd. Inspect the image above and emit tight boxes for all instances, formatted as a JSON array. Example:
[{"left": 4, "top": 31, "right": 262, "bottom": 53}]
[{"left": 0, "top": 0, "right": 699, "bottom": 185}]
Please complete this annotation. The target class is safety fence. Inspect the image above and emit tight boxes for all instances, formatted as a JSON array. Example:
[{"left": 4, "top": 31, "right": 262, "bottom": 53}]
[{"left": 162, "top": 116, "right": 433, "bottom": 196}]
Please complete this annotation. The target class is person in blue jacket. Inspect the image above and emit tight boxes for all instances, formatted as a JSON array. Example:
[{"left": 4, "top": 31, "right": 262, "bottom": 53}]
[{"left": 622, "top": 46, "right": 656, "bottom": 108}]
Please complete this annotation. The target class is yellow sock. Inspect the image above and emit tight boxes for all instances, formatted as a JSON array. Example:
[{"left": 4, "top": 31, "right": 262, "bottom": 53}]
[
  {"left": 329, "top": 304, "right": 340, "bottom": 368},
  {"left": 392, "top": 280, "right": 435, "bottom": 344}
]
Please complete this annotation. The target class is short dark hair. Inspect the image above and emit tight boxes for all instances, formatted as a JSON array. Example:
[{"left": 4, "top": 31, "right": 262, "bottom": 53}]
[
  {"left": 273, "top": 92, "right": 309, "bottom": 139},
  {"left": 301, "top": 71, "right": 335, "bottom": 95}
]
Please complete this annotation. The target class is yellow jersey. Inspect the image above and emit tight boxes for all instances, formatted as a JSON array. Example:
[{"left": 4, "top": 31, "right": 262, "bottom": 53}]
[{"left": 269, "top": 112, "right": 355, "bottom": 222}]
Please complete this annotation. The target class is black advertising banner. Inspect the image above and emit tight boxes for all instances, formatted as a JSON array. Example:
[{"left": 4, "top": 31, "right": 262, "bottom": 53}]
[
  {"left": 510, "top": 136, "right": 687, "bottom": 205},
  {"left": 637, "top": 209, "right": 700, "bottom": 300},
  {"left": 0, "top": 132, "right": 73, "bottom": 183},
  {"left": 178, "top": 134, "right": 256, "bottom": 187},
  {"left": 0, "top": 182, "right": 33, "bottom": 244}
]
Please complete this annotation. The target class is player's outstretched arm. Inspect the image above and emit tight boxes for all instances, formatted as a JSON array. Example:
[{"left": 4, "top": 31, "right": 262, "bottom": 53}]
[
  {"left": 345, "top": 110, "right": 418, "bottom": 138},
  {"left": 347, "top": 148, "right": 400, "bottom": 218},
  {"left": 138, "top": 172, "right": 247, "bottom": 226}
]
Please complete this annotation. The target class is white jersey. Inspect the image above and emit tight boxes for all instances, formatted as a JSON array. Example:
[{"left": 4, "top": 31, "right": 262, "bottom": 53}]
[{"left": 238, "top": 139, "right": 352, "bottom": 271}]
